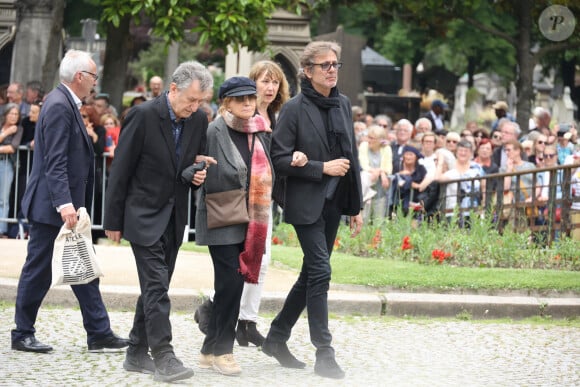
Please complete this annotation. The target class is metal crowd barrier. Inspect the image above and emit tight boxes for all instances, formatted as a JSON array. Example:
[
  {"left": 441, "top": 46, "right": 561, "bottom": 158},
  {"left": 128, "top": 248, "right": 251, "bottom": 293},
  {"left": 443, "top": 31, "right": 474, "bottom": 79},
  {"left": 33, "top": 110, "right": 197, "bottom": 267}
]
[
  {"left": 1, "top": 146, "right": 197, "bottom": 241},
  {"left": 3, "top": 145, "right": 579, "bottom": 244}
]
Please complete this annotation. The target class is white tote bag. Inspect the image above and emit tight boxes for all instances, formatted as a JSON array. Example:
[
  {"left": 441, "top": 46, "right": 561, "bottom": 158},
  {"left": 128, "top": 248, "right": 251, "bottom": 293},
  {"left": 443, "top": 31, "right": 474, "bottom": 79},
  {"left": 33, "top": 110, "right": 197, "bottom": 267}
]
[{"left": 51, "top": 207, "right": 103, "bottom": 287}]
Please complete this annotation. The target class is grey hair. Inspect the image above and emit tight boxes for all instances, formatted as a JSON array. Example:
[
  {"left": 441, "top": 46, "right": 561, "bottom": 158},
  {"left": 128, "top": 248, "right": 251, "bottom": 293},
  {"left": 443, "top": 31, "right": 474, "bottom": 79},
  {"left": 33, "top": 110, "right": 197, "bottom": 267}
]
[
  {"left": 503, "top": 120, "right": 521, "bottom": 136},
  {"left": 457, "top": 139, "right": 473, "bottom": 150},
  {"left": 2, "top": 102, "right": 19, "bottom": 118},
  {"left": 171, "top": 61, "right": 214, "bottom": 92},
  {"left": 299, "top": 41, "right": 341, "bottom": 79},
  {"left": 415, "top": 117, "right": 432, "bottom": 130},
  {"left": 59, "top": 50, "right": 94, "bottom": 83},
  {"left": 397, "top": 118, "right": 413, "bottom": 133}
]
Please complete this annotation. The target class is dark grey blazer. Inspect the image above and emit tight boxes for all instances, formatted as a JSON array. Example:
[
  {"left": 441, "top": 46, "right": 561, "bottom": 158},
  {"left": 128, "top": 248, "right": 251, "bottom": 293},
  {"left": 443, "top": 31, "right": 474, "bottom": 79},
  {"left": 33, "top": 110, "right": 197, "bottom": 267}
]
[
  {"left": 271, "top": 92, "right": 363, "bottom": 225},
  {"left": 195, "top": 115, "right": 273, "bottom": 246},
  {"left": 104, "top": 96, "right": 207, "bottom": 247}
]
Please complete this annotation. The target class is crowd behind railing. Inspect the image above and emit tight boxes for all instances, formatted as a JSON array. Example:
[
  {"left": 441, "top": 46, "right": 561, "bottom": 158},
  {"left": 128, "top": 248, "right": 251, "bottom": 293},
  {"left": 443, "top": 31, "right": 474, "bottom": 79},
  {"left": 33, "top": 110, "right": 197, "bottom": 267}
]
[{"left": 1, "top": 80, "right": 579, "bottom": 246}]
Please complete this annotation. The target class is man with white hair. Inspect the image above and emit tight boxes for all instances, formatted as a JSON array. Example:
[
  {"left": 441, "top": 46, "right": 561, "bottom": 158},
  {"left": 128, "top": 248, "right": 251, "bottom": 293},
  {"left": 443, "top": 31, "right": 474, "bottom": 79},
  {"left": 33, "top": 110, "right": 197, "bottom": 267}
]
[
  {"left": 391, "top": 118, "right": 413, "bottom": 173},
  {"left": 492, "top": 120, "right": 524, "bottom": 169},
  {"left": 415, "top": 117, "right": 432, "bottom": 134},
  {"left": 532, "top": 107, "right": 551, "bottom": 137},
  {"left": 12, "top": 49, "right": 129, "bottom": 354}
]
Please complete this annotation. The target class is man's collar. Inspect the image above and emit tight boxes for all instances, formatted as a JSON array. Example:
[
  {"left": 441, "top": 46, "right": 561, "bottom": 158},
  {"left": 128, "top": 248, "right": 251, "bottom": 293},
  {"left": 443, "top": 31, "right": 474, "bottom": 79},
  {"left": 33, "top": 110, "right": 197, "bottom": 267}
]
[{"left": 62, "top": 83, "right": 82, "bottom": 109}]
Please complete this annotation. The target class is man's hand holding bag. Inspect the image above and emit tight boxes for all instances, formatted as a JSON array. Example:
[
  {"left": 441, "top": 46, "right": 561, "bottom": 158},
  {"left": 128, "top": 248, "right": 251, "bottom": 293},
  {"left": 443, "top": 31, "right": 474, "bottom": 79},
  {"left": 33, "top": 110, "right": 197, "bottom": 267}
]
[{"left": 51, "top": 207, "right": 103, "bottom": 287}]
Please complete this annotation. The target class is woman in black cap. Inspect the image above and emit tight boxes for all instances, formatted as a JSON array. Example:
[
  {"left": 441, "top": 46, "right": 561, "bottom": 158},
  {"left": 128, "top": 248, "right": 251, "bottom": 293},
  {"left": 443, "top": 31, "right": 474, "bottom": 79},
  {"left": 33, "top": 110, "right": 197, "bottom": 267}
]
[
  {"left": 194, "top": 76, "right": 279, "bottom": 376},
  {"left": 392, "top": 145, "right": 427, "bottom": 216}
]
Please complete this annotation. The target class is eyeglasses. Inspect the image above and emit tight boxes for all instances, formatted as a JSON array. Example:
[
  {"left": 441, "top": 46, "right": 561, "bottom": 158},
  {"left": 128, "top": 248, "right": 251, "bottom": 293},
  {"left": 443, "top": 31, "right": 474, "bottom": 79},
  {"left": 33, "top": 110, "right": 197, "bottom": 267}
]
[
  {"left": 310, "top": 62, "right": 343, "bottom": 71},
  {"left": 544, "top": 153, "right": 557, "bottom": 159},
  {"left": 81, "top": 70, "right": 99, "bottom": 81}
]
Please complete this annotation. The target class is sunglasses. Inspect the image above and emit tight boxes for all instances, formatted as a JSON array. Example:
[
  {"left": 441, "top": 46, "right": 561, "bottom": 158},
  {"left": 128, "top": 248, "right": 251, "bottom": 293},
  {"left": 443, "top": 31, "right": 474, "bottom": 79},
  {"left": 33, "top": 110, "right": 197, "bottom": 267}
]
[{"left": 544, "top": 154, "right": 557, "bottom": 159}]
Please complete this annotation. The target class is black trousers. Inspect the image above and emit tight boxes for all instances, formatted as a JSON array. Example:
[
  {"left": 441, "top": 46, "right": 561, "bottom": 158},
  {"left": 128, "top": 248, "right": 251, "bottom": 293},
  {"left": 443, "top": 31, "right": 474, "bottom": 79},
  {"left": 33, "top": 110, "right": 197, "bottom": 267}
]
[
  {"left": 12, "top": 221, "right": 112, "bottom": 345},
  {"left": 267, "top": 201, "right": 341, "bottom": 359},
  {"left": 201, "top": 243, "right": 245, "bottom": 356},
  {"left": 129, "top": 217, "right": 179, "bottom": 359}
]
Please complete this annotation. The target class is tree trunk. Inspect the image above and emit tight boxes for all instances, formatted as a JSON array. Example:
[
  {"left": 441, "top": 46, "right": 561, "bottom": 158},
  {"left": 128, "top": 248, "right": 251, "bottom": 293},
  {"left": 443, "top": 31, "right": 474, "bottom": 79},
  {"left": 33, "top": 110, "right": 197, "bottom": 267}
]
[
  {"left": 514, "top": 1, "right": 533, "bottom": 134},
  {"left": 467, "top": 56, "right": 475, "bottom": 88},
  {"left": 101, "top": 16, "right": 133, "bottom": 113},
  {"left": 41, "top": 0, "right": 65, "bottom": 91},
  {"left": 316, "top": 3, "right": 339, "bottom": 34}
]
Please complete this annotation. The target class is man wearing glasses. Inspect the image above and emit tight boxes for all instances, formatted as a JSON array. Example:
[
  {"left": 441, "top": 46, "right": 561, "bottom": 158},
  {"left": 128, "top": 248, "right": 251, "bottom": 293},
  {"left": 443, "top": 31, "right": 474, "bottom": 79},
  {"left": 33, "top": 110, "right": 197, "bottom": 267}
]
[
  {"left": 12, "top": 49, "right": 129, "bottom": 354},
  {"left": 493, "top": 120, "right": 525, "bottom": 170}
]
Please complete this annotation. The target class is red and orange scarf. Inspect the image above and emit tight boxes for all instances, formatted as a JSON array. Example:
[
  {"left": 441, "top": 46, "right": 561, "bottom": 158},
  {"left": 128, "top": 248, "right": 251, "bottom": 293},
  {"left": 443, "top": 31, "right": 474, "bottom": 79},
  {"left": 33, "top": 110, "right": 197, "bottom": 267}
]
[{"left": 224, "top": 111, "right": 272, "bottom": 283}]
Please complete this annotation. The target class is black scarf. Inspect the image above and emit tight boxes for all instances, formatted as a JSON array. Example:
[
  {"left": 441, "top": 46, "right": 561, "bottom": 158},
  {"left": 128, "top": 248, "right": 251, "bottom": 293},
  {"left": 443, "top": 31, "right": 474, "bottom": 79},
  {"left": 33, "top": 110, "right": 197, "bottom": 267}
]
[{"left": 300, "top": 78, "right": 352, "bottom": 159}]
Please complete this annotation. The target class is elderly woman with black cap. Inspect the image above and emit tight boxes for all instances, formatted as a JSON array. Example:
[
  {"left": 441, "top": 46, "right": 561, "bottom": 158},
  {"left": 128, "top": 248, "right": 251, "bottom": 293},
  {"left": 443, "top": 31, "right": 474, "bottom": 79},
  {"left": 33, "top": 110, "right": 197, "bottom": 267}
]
[
  {"left": 194, "top": 76, "right": 275, "bottom": 376},
  {"left": 391, "top": 145, "right": 427, "bottom": 216}
]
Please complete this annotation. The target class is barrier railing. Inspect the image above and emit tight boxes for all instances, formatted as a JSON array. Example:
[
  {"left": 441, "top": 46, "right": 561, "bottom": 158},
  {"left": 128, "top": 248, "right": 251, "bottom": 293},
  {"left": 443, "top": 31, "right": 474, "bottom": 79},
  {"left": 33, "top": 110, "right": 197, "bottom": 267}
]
[
  {"left": 3, "top": 146, "right": 579, "bottom": 244},
  {"left": 1, "top": 146, "right": 197, "bottom": 240}
]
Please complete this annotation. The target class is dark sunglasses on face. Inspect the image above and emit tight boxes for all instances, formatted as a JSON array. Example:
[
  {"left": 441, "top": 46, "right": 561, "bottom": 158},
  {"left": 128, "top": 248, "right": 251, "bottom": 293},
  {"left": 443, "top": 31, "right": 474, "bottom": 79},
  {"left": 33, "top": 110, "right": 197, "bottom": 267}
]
[{"left": 544, "top": 153, "right": 557, "bottom": 159}]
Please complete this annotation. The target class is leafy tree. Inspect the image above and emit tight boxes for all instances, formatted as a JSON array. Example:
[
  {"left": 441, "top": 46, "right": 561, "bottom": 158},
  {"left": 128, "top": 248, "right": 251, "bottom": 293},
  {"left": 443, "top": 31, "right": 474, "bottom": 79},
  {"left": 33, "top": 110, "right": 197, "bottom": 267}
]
[{"left": 98, "top": 0, "right": 291, "bottom": 110}]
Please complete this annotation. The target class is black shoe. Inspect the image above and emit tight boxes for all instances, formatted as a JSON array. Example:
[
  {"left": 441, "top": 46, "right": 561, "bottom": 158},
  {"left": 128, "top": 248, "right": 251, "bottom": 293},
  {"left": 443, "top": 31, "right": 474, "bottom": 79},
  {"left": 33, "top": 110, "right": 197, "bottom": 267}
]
[
  {"left": 194, "top": 298, "right": 212, "bottom": 335},
  {"left": 262, "top": 339, "right": 306, "bottom": 369},
  {"left": 12, "top": 337, "right": 53, "bottom": 353},
  {"left": 314, "top": 357, "right": 345, "bottom": 379},
  {"left": 154, "top": 356, "right": 194, "bottom": 383},
  {"left": 123, "top": 347, "right": 156, "bottom": 374},
  {"left": 236, "top": 320, "right": 265, "bottom": 347},
  {"left": 88, "top": 333, "right": 130, "bottom": 352}
]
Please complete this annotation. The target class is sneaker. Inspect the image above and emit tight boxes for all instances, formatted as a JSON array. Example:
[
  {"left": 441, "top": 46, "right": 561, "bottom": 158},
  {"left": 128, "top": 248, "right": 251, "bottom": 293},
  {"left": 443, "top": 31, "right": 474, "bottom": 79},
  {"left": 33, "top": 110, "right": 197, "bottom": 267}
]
[
  {"left": 199, "top": 353, "right": 214, "bottom": 369},
  {"left": 154, "top": 356, "right": 194, "bottom": 383},
  {"left": 213, "top": 353, "right": 242, "bottom": 376},
  {"left": 314, "top": 357, "right": 345, "bottom": 379},
  {"left": 123, "top": 348, "right": 155, "bottom": 375}
]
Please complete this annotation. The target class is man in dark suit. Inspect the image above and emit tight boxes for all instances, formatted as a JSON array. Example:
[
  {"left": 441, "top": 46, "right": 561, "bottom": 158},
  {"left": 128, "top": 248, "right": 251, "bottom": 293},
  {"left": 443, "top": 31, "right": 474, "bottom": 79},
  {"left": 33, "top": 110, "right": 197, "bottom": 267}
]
[
  {"left": 424, "top": 99, "right": 448, "bottom": 132},
  {"left": 11, "top": 50, "right": 128, "bottom": 354},
  {"left": 262, "top": 41, "right": 363, "bottom": 380},
  {"left": 104, "top": 61, "right": 214, "bottom": 383}
]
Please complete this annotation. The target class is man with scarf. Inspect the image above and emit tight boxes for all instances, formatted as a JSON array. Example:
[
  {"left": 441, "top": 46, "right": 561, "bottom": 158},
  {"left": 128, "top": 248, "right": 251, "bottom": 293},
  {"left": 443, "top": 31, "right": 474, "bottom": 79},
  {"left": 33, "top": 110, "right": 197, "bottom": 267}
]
[{"left": 261, "top": 41, "right": 364, "bottom": 379}]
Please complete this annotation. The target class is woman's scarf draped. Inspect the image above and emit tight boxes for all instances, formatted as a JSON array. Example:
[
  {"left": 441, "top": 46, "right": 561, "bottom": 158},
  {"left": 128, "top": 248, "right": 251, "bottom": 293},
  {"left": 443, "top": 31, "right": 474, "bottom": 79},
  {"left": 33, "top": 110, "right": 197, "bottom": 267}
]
[{"left": 223, "top": 111, "right": 272, "bottom": 283}]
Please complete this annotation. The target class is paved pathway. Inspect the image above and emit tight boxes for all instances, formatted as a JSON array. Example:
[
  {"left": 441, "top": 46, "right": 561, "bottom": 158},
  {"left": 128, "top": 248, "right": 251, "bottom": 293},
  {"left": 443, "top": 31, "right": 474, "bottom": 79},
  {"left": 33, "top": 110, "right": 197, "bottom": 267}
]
[{"left": 1, "top": 306, "right": 579, "bottom": 386}]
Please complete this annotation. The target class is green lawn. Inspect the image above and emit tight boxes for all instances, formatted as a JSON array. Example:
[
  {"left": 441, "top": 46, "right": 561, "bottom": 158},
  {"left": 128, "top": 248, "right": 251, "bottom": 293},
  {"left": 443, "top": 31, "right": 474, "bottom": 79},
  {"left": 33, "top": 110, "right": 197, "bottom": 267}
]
[{"left": 181, "top": 243, "right": 580, "bottom": 293}]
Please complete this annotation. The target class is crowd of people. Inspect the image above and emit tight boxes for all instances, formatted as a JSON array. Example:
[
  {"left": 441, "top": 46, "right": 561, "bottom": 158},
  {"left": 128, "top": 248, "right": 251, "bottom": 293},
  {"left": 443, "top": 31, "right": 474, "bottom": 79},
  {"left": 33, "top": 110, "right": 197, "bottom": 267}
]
[
  {"left": 354, "top": 100, "right": 580, "bottom": 238},
  {"left": 4, "top": 41, "right": 580, "bottom": 385}
]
